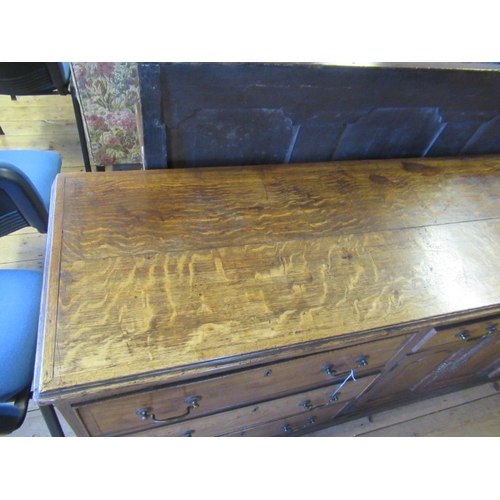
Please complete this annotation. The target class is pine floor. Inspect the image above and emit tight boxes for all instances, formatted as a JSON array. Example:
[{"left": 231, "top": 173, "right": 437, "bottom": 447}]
[{"left": 2, "top": 93, "right": 500, "bottom": 438}]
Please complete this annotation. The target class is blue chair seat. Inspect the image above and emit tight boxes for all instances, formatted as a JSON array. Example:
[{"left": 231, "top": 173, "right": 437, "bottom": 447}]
[
  {"left": 0, "top": 269, "right": 64, "bottom": 436},
  {"left": 0, "top": 269, "right": 43, "bottom": 401}
]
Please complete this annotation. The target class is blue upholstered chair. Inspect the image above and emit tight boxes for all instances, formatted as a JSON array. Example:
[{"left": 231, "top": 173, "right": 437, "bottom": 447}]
[
  {"left": 0, "top": 150, "right": 61, "bottom": 237},
  {"left": 0, "top": 269, "right": 63, "bottom": 436},
  {"left": 0, "top": 63, "right": 91, "bottom": 172}
]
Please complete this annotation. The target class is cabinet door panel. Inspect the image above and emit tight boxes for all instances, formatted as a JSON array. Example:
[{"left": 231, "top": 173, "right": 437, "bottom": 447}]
[
  {"left": 358, "top": 317, "right": 500, "bottom": 411},
  {"left": 420, "top": 334, "right": 500, "bottom": 390},
  {"left": 360, "top": 349, "right": 455, "bottom": 408}
]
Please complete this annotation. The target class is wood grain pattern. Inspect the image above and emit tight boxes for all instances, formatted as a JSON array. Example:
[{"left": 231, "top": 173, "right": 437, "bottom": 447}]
[
  {"left": 35, "top": 156, "right": 500, "bottom": 401},
  {"left": 58, "top": 156, "right": 500, "bottom": 259}
]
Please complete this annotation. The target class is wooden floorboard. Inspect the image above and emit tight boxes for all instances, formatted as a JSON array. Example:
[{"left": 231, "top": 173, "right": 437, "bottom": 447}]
[
  {"left": 0, "top": 94, "right": 87, "bottom": 171},
  {"left": 306, "top": 381, "right": 500, "bottom": 437},
  {"left": 1, "top": 86, "right": 500, "bottom": 438},
  {"left": 0, "top": 228, "right": 46, "bottom": 271},
  {"left": 363, "top": 392, "right": 500, "bottom": 437}
]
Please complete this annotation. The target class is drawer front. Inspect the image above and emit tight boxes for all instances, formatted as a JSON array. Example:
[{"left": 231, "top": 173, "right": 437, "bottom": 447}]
[
  {"left": 128, "top": 373, "right": 380, "bottom": 437},
  {"left": 414, "top": 314, "right": 500, "bottom": 352},
  {"left": 76, "top": 333, "right": 411, "bottom": 436},
  {"left": 222, "top": 410, "right": 347, "bottom": 437}
]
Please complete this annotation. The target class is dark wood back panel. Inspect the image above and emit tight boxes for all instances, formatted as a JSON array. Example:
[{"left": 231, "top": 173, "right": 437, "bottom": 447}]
[{"left": 137, "top": 63, "right": 500, "bottom": 169}]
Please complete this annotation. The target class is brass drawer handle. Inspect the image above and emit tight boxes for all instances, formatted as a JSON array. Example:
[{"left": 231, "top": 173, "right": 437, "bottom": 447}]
[
  {"left": 457, "top": 331, "right": 473, "bottom": 341},
  {"left": 135, "top": 396, "right": 201, "bottom": 424},
  {"left": 300, "top": 394, "right": 339, "bottom": 411},
  {"left": 356, "top": 356, "right": 368, "bottom": 367},
  {"left": 282, "top": 417, "right": 316, "bottom": 434},
  {"left": 302, "top": 368, "right": 356, "bottom": 412},
  {"left": 323, "top": 365, "right": 337, "bottom": 376},
  {"left": 323, "top": 357, "right": 368, "bottom": 377},
  {"left": 457, "top": 324, "right": 499, "bottom": 342}
]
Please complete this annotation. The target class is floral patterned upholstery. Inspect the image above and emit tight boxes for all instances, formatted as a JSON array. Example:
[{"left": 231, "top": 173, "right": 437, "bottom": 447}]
[{"left": 70, "top": 63, "right": 141, "bottom": 169}]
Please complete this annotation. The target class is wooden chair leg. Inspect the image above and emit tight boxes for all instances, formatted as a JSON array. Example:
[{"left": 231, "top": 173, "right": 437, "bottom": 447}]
[{"left": 39, "top": 404, "right": 65, "bottom": 437}]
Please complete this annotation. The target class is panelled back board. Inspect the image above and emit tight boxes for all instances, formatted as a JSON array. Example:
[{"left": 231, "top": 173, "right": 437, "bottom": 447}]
[{"left": 137, "top": 63, "right": 500, "bottom": 169}]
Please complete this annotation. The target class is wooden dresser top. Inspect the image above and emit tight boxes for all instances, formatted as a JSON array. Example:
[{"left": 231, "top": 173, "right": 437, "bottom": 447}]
[{"left": 34, "top": 156, "right": 500, "bottom": 401}]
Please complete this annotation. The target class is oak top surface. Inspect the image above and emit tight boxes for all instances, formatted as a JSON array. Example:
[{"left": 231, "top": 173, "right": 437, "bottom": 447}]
[{"left": 34, "top": 156, "right": 500, "bottom": 400}]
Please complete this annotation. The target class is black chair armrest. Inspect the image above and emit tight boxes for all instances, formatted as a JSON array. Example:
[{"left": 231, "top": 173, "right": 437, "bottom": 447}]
[{"left": 0, "top": 165, "right": 49, "bottom": 234}]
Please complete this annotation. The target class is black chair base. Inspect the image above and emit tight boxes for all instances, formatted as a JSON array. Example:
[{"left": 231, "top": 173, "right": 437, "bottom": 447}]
[
  {"left": 0, "top": 385, "right": 65, "bottom": 437},
  {"left": 0, "top": 385, "right": 30, "bottom": 435}
]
